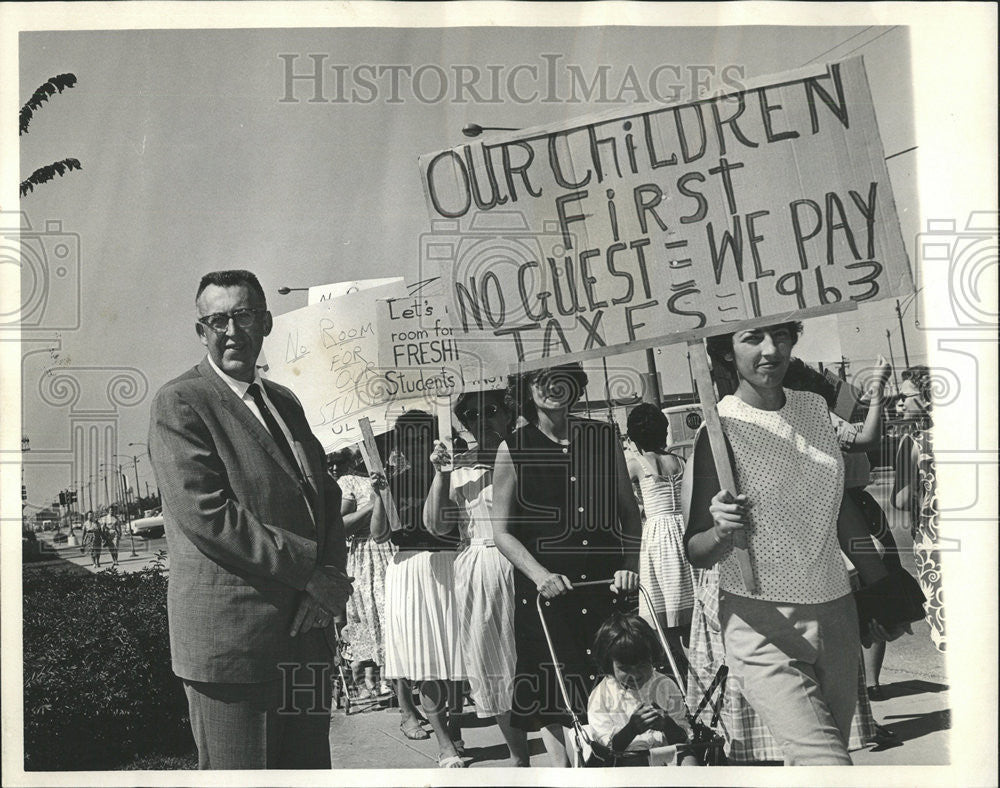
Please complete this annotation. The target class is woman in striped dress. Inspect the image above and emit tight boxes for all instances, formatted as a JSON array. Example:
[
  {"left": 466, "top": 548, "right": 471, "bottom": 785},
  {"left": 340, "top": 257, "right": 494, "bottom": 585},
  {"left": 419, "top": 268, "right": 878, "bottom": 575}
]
[
  {"left": 424, "top": 389, "right": 529, "bottom": 766},
  {"left": 626, "top": 403, "right": 695, "bottom": 682}
]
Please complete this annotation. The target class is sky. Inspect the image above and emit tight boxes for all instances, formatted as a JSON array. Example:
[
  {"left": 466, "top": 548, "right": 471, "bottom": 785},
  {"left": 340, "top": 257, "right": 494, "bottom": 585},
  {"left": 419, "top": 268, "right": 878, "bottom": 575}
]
[{"left": 11, "top": 22, "right": 931, "bottom": 507}]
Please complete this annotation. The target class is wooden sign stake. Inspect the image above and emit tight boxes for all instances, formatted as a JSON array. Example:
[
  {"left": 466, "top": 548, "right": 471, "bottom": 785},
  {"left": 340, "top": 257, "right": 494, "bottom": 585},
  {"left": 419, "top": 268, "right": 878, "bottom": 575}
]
[
  {"left": 357, "top": 417, "right": 402, "bottom": 532},
  {"left": 687, "top": 339, "right": 757, "bottom": 594}
]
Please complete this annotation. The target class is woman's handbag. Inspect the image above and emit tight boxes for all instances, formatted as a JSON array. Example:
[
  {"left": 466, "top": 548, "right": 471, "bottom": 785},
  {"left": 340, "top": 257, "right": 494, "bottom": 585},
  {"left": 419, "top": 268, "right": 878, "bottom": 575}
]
[{"left": 854, "top": 567, "right": 927, "bottom": 632}]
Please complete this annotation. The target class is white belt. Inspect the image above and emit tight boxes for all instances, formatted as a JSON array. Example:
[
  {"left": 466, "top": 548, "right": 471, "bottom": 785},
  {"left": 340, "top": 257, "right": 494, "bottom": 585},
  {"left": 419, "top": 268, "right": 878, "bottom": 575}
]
[{"left": 467, "top": 537, "right": 496, "bottom": 547}]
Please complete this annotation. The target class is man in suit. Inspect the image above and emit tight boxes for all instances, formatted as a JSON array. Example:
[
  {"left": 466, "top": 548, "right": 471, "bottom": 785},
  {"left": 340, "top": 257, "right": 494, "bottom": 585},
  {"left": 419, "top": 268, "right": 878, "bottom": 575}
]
[{"left": 148, "top": 269, "right": 352, "bottom": 769}]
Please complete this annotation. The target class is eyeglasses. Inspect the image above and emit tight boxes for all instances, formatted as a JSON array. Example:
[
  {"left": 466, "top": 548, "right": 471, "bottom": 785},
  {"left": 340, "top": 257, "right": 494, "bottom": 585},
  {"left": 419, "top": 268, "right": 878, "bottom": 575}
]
[
  {"left": 197, "top": 308, "right": 265, "bottom": 333},
  {"left": 459, "top": 403, "right": 500, "bottom": 422}
]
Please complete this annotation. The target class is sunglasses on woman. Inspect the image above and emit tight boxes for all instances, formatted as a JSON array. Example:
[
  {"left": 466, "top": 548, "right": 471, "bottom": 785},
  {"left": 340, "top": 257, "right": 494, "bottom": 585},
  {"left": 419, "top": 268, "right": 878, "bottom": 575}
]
[{"left": 459, "top": 403, "right": 500, "bottom": 422}]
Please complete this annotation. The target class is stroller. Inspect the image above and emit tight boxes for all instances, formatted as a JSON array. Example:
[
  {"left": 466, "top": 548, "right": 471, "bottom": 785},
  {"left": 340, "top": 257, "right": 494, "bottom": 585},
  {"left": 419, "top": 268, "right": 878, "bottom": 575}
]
[
  {"left": 332, "top": 636, "right": 393, "bottom": 716},
  {"left": 536, "top": 579, "right": 728, "bottom": 767}
]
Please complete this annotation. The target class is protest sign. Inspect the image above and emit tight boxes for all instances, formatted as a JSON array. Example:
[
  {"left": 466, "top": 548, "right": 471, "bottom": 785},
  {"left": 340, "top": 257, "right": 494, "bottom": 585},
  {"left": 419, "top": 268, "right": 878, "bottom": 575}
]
[
  {"left": 308, "top": 277, "right": 404, "bottom": 305},
  {"left": 262, "top": 281, "right": 407, "bottom": 452},
  {"left": 418, "top": 57, "right": 914, "bottom": 371},
  {"left": 374, "top": 291, "right": 508, "bottom": 400}
]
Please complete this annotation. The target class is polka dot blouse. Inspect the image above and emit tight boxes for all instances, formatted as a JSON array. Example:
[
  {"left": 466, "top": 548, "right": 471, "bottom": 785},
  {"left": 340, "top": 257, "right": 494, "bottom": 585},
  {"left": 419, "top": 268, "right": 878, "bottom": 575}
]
[{"left": 717, "top": 388, "right": 850, "bottom": 604}]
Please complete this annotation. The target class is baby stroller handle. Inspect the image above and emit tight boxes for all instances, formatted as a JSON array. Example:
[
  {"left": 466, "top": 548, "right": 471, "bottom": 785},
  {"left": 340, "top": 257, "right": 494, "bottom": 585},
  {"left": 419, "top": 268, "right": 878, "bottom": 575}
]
[{"left": 536, "top": 579, "right": 693, "bottom": 721}]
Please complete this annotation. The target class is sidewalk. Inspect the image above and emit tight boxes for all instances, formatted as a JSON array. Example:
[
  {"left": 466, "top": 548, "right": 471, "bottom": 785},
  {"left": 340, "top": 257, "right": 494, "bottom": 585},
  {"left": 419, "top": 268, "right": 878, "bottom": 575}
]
[
  {"left": 24, "top": 532, "right": 170, "bottom": 575},
  {"left": 329, "top": 621, "right": 949, "bottom": 768}
]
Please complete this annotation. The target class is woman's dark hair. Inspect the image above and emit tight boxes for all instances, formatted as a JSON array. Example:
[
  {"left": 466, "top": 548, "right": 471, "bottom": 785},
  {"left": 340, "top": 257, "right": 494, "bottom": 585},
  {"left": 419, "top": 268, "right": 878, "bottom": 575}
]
[
  {"left": 505, "top": 363, "right": 589, "bottom": 424},
  {"left": 626, "top": 403, "right": 669, "bottom": 452},
  {"left": 902, "top": 365, "right": 933, "bottom": 403},
  {"left": 327, "top": 447, "right": 355, "bottom": 475},
  {"left": 393, "top": 409, "right": 434, "bottom": 439},
  {"left": 390, "top": 409, "right": 434, "bottom": 510},
  {"left": 705, "top": 321, "right": 803, "bottom": 373},
  {"left": 782, "top": 357, "right": 837, "bottom": 408},
  {"left": 592, "top": 611, "right": 663, "bottom": 673}
]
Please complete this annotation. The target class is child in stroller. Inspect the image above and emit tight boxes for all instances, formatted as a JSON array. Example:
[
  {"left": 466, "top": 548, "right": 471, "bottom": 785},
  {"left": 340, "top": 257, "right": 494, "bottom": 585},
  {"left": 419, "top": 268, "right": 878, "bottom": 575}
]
[{"left": 586, "top": 611, "right": 698, "bottom": 766}]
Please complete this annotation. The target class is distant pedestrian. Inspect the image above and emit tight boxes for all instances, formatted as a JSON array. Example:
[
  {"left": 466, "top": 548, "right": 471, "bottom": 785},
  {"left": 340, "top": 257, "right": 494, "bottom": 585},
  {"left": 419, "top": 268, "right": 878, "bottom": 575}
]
[
  {"left": 82, "top": 511, "right": 102, "bottom": 567},
  {"left": 100, "top": 507, "right": 122, "bottom": 567}
]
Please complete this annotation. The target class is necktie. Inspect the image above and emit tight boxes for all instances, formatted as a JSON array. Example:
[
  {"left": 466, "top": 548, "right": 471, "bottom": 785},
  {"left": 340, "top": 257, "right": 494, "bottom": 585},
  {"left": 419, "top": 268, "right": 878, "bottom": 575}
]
[{"left": 247, "top": 382, "right": 302, "bottom": 480}]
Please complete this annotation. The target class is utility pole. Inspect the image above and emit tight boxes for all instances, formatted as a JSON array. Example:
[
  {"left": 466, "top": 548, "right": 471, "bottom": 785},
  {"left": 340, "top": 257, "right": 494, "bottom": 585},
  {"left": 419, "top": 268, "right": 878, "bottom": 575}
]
[
  {"left": 119, "top": 469, "right": 137, "bottom": 557},
  {"left": 642, "top": 349, "right": 662, "bottom": 407},
  {"left": 601, "top": 357, "right": 620, "bottom": 438},
  {"left": 885, "top": 330, "right": 900, "bottom": 393},
  {"left": 131, "top": 458, "right": 141, "bottom": 507},
  {"left": 894, "top": 299, "right": 911, "bottom": 368}
]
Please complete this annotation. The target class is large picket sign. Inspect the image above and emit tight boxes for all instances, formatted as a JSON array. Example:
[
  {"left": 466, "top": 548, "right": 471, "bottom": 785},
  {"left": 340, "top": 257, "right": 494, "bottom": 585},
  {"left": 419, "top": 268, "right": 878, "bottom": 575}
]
[
  {"left": 262, "top": 281, "right": 407, "bottom": 451},
  {"left": 418, "top": 57, "right": 913, "bottom": 371}
]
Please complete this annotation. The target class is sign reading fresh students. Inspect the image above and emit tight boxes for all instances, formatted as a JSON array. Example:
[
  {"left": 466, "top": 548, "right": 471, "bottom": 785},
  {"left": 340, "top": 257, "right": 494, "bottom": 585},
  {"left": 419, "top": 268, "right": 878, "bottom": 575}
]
[
  {"left": 418, "top": 57, "right": 913, "bottom": 370},
  {"left": 374, "top": 289, "right": 508, "bottom": 396}
]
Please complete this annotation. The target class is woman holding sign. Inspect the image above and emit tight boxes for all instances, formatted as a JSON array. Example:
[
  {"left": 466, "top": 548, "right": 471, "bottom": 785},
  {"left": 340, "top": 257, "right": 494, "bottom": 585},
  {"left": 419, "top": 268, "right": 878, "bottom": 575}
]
[
  {"left": 423, "top": 389, "right": 530, "bottom": 767},
  {"left": 371, "top": 410, "right": 465, "bottom": 768},
  {"left": 685, "top": 322, "right": 906, "bottom": 765},
  {"left": 491, "top": 363, "right": 642, "bottom": 767}
]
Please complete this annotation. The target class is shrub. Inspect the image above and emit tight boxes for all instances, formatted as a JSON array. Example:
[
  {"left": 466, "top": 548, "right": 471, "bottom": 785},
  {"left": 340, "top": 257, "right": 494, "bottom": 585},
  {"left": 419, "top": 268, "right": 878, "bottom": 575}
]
[{"left": 23, "top": 561, "right": 193, "bottom": 770}]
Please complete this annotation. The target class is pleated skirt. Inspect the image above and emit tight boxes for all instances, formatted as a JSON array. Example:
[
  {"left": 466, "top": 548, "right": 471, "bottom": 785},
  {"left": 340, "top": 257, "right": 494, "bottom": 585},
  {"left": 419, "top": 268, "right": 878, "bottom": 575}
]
[
  {"left": 454, "top": 545, "right": 516, "bottom": 716},
  {"left": 382, "top": 549, "right": 463, "bottom": 681}
]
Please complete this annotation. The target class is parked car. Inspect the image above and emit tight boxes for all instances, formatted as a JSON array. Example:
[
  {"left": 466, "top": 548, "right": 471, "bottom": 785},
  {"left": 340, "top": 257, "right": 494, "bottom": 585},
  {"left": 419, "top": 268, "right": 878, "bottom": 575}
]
[{"left": 130, "top": 513, "right": 165, "bottom": 538}]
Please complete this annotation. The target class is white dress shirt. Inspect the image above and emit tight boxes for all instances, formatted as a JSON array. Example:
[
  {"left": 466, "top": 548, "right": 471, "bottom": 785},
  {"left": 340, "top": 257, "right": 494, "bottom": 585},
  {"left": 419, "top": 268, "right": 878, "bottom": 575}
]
[{"left": 205, "top": 355, "right": 308, "bottom": 481}]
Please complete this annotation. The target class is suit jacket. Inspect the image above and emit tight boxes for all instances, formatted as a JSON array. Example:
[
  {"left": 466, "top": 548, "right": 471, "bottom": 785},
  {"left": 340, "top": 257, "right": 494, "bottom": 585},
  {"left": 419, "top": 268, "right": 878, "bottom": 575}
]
[{"left": 148, "top": 357, "right": 346, "bottom": 683}]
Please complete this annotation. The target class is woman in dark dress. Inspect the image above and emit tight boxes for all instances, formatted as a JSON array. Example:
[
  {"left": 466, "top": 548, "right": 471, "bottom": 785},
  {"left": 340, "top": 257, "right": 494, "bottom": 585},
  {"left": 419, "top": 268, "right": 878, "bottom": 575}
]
[
  {"left": 491, "top": 364, "right": 642, "bottom": 766},
  {"left": 371, "top": 410, "right": 465, "bottom": 767}
]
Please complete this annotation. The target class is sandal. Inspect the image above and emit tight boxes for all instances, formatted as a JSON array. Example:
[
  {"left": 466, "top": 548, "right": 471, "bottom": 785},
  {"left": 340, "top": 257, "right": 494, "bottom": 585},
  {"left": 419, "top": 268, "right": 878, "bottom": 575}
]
[
  {"left": 438, "top": 754, "right": 466, "bottom": 768},
  {"left": 452, "top": 738, "right": 466, "bottom": 756},
  {"left": 400, "top": 719, "right": 430, "bottom": 740}
]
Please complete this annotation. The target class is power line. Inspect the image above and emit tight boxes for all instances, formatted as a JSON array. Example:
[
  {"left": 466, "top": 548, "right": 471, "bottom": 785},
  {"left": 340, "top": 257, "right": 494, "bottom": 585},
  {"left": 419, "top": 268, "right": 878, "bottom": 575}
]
[
  {"left": 800, "top": 27, "right": 873, "bottom": 67},
  {"left": 885, "top": 145, "right": 918, "bottom": 161},
  {"left": 839, "top": 25, "right": 901, "bottom": 58}
]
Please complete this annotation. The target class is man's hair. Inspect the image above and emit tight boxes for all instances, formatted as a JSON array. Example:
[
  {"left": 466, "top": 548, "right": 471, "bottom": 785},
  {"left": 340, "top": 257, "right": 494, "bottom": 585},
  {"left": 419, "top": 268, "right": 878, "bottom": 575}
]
[
  {"left": 195, "top": 270, "right": 267, "bottom": 308},
  {"left": 626, "top": 402, "right": 669, "bottom": 452},
  {"left": 705, "top": 321, "right": 803, "bottom": 371}
]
